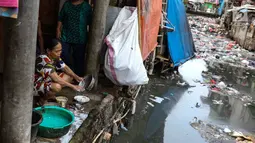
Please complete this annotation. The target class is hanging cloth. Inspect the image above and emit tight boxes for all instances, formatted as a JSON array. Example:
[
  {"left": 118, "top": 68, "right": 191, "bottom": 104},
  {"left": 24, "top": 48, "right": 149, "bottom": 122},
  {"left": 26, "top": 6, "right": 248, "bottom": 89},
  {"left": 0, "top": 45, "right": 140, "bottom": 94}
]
[{"left": 0, "top": 0, "right": 18, "bottom": 8}]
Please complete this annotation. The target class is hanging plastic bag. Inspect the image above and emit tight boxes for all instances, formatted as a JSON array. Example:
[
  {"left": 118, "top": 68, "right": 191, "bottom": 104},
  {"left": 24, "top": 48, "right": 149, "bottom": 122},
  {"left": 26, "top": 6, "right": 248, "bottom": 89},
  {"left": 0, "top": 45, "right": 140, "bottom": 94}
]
[{"left": 104, "top": 7, "right": 149, "bottom": 85}]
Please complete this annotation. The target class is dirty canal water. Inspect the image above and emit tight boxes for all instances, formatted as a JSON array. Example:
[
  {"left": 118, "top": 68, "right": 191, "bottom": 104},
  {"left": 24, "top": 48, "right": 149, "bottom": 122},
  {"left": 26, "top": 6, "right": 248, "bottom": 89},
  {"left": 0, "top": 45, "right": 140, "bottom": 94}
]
[
  {"left": 112, "top": 16, "right": 255, "bottom": 143},
  {"left": 112, "top": 60, "right": 255, "bottom": 143}
]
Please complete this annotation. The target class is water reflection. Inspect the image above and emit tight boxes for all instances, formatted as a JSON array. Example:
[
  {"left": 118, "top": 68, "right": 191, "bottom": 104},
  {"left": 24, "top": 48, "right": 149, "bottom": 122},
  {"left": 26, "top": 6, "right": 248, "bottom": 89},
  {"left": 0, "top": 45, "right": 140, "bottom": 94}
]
[
  {"left": 112, "top": 59, "right": 255, "bottom": 143},
  {"left": 144, "top": 86, "right": 188, "bottom": 140},
  {"left": 206, "top": 61, "right": 255, "bottom": 99},
  {"left": 208, "top": 91, "right": 255, "bottom": 132}
]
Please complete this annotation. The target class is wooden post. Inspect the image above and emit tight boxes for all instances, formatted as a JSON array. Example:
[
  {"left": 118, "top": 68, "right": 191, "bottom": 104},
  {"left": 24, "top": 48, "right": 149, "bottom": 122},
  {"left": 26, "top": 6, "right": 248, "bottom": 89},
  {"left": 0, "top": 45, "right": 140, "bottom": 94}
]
[
  {"left": 0, "top": 0, "right": 39, "bottom": 142},
  {"left": 137, "top": 0, "right": 142, "bottom": 52},
  {"left": 85, "top": 0, "right": 110, "bottom": 88}
]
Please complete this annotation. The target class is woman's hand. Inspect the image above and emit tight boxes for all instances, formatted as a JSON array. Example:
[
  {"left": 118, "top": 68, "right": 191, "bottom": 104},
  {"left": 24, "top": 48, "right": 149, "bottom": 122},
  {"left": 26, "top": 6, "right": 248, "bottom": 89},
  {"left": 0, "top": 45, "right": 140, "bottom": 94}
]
[
  {"left": 56, "top": 30, "right": 61, "bottom": 39},
  {"left": 74, "top": 76, "right": 84, "bottom": 83}
]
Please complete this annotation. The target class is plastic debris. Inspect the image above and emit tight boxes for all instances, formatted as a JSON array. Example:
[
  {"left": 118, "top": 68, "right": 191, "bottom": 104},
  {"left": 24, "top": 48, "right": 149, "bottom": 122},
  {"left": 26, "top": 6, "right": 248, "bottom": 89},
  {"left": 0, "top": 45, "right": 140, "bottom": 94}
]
[
  {"left": 230, "top": 131, "right": 254, "bottom": 142},
  {"left": 190, "top": 117, "right": 200, "bottom": 130},
  {"left": 147, "top": 102, "right": 154, "bottom": 107},
  {"left": 149, "top": 96, "right": 164, "bottom": 104},
  {"left": 131, "top": 100, "right": 136, "bottom": 115},
  {"left": 177, "top": 81, "right": 187, "bottom": 86},
  {"left": 217, "top": 81, "right": 227, "bottom": 89},
  {"left": 189, "top": 15, "right": 255, "bottom": 70},
  {"left": 188, "top": 15, "right": 255, "bottom": 143},
  {"left": 224, "top": 128, "right": 232, "bottom": 133},
  {"left": 149, "top": 95, "right": 155, "bottom": 98},
  {"left": 74, "top": 96, "right": 90, "bottom": 104},
  {"left": 188, "top": 91, "right": 193, "bottom": 94},
  {"left": 113, "top": 123, "right": 119, "bottom": 135},
  {"left": 120, "top": 122, "right": 128, "bottom": 131},
  {"left": 195, "top": 102, "right": 201, "bottom": 108},
  {"left": 212, "top": 100, "right": 223, "bottom": 105},
  {"left": 189, "top": 117, "right": 255, "bottom": 142}
]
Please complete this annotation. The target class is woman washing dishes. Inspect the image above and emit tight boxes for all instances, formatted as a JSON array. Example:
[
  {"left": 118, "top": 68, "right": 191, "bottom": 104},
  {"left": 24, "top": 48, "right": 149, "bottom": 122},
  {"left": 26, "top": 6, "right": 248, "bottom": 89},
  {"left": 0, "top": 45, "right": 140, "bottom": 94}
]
[{"left": 34, "top": 39, "right": 84, "bottom": 104}]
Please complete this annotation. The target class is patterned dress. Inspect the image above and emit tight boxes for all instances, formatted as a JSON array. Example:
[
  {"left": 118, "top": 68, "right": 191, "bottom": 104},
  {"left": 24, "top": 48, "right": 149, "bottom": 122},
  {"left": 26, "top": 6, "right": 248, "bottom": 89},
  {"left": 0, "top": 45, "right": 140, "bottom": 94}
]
[
  {"left": 58, "top": 1, "right": 92, "bottom": 44},
  {"left": 34, "top": 55, "right": 66, "bottom": 96}
]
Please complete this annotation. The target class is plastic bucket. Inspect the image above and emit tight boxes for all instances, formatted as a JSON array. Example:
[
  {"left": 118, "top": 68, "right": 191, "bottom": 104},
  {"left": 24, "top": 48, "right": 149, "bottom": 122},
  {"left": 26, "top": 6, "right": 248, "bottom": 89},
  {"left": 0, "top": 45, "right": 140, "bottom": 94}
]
[{"left": 31, "top": 110, "right": 43, "bottom": 142}]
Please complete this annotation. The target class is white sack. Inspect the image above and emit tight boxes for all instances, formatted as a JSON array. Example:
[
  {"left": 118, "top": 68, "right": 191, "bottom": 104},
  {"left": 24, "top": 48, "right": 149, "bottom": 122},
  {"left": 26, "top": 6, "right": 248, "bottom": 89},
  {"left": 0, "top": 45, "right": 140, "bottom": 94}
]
[{"left": 104, "top": 7, "right": 149, "bottom": 85}]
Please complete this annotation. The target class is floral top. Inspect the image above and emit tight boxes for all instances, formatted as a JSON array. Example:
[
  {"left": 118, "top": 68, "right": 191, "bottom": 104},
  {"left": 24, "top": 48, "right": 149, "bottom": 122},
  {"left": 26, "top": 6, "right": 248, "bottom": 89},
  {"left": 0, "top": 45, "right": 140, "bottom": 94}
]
[
  {"left": 58, "top": 1, "right": 92, "bottom": 44},
  {"left": 34, "top": 55, "right": 66, "bottom": 84}
]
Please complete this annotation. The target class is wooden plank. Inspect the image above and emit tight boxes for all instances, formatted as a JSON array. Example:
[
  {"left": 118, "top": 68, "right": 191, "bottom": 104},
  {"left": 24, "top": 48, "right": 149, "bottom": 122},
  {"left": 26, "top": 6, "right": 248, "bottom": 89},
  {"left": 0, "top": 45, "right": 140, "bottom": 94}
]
[
  {"left": 156, "top": 55, "right": 169, "bottom": 61},
  {"left": 137, "top": 0, "right": 142, "bottom": 51}
]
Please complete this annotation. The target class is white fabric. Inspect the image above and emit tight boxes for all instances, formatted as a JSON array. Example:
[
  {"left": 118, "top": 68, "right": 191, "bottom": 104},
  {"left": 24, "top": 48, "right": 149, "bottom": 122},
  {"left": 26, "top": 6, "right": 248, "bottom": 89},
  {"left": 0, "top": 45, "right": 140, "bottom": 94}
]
[{"left": 104, "top": 7, "right": 149, "bottom": 85}]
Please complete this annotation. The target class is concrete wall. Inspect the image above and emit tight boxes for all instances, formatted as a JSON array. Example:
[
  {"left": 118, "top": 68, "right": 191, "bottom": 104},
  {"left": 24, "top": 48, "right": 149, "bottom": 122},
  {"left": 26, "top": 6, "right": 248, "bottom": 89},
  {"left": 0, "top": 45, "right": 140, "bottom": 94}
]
[
  {"left": 229, "top": 10, "right": 255, "bottom": 51},
  {"left": 231, "top": 22, "right": 255, "bottom": 51},
  {"left": 232, "top": 22, "right": 248, "bottom": 46},
  {"left": 244, "top": 25, "right": 255, "bottom": 50}
]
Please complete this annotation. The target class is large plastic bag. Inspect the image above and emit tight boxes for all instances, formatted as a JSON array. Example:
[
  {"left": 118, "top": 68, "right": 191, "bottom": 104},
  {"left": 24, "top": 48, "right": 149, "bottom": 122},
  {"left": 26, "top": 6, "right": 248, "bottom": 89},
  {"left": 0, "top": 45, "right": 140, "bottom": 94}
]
[{"left": 104, "top": 7, "right": 149, "bottom": 85}]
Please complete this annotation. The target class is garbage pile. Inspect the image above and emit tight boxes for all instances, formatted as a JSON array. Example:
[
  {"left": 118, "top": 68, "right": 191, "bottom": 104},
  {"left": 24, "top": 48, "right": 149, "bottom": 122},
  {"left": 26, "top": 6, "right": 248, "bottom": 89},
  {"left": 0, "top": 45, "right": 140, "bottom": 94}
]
[
  {"left": 189, "top": 16, "right": 255, "bottom": 70},
  {"left": 187, "top": 16, "right": 255, "bottom": 143},
  {"left": 189, "top": 16, "right": 220, "bottom": 35},
  {"left": 188, "top": 15, "right": 255, "bottom": 107},
  {"left": 199, "top": 70, "right": 255, "bottom": 105},
  {"left": 190, "top": 117, "right": 255, "bottom": 143}
]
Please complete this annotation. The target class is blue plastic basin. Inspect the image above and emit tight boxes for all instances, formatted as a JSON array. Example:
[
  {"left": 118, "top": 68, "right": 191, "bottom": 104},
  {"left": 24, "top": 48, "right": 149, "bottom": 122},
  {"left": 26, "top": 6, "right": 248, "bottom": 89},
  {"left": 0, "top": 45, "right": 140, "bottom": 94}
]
[{"left": 34, "top": 106, "right": 75, "bottom": 138}]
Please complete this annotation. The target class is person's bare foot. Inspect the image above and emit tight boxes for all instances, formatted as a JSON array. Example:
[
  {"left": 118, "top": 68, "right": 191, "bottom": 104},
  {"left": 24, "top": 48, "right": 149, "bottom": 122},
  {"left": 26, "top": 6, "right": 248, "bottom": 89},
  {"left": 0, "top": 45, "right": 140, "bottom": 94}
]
[{"left": 38, "top": 91, "right": 57, "bottom": 106}]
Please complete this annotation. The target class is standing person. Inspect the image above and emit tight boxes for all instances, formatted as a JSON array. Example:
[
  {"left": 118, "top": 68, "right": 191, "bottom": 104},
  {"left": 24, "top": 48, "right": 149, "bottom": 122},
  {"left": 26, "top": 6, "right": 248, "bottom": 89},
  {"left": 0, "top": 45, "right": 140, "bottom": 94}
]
[
  {"left": 36, "top": 19, "right": 45, "bottom": 56},
  {"left": 57, "top": 0, "right": 92, "bottom": 77}
]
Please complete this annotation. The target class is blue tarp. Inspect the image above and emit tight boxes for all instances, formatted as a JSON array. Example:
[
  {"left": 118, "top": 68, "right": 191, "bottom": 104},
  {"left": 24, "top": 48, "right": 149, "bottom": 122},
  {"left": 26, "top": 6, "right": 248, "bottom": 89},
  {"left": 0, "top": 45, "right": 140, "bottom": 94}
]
[
  {"left": 167, "top": 0, "right": 195, "bottom": 66},
  {"left": 218, "top": 0, "right": 225, "bottom": 15}
]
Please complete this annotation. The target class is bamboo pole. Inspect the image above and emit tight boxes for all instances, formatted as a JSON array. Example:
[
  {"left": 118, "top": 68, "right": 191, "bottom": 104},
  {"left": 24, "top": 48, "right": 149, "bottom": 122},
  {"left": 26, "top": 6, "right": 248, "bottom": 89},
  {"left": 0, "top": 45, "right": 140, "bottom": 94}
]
[{"left": 137, "top": 0, "right": 143, "bottom": 52}]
